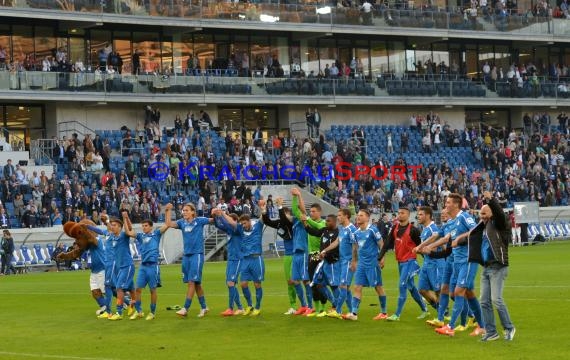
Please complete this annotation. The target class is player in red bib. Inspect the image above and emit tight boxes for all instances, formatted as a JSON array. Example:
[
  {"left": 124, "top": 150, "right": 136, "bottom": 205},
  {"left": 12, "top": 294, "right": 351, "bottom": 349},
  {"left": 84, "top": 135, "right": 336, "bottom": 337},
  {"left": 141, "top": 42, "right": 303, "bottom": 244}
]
[{"left": 379, "top": 208, "right": 429, "bottom": 321}]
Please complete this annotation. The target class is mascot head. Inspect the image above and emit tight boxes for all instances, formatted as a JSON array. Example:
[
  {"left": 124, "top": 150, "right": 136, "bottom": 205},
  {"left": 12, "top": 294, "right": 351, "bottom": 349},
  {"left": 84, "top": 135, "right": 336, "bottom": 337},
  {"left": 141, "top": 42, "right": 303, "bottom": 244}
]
[{"left": 63, "top": 219, "right": 98, "bottom": 249}]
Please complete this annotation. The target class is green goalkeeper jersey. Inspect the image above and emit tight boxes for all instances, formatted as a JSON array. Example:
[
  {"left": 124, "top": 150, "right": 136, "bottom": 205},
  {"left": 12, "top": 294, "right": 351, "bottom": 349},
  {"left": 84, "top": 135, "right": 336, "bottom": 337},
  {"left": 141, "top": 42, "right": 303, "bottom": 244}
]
[{"left": 292, "top": 196, "right": 325, "bottom": 253}]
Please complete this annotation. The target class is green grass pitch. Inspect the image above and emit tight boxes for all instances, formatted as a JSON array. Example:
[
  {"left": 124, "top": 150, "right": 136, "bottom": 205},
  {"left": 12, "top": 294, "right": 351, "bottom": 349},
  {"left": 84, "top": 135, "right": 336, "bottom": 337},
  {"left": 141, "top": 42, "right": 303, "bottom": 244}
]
[{"left": 1, "top": 242, "right": 569, "bottom": 360}]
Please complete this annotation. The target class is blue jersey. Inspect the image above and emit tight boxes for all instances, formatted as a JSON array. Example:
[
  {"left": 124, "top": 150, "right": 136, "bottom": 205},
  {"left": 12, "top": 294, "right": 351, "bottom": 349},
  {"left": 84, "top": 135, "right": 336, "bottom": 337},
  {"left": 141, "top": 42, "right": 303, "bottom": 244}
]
[
  {"left": 176, "top": 217, "right": 210, "bottom": 255},
  {"left": 135, "top": 228, "right": 162, "bottom": 264},
  {"left": 102, "top": 231, "right": 115, "bottom": 269},
  {"left": 354, "top": 224, "right": 382, "bottom": 268},
  {"left": 283, "top": 239, "right": 294, "bottom": 256},
  {"left": 338, "top": 223, "right": 357, "bottom": 261},
  {"left": 421, "top": 221, "right": 440, "bottom": 265},
  {"left": 88, "top": 237, "right": 106, "bottom": 273},
  {"left": 439, "top": 219, "right": 454, "bottom": 263},
  {"left": 450, "top": 211, "right": 477, "bottom": 263},
  {"left": 238, "top": 220, "right": 263, "bottom": 256},
  {"left": 292, "top": 218, "right": 308, "bottom": 253},
  {"left": 110, "top": 231, "right": 133, "bottom": 268},
  {"left": 215, "top": 216, "right": 242, "bottom": 261}
]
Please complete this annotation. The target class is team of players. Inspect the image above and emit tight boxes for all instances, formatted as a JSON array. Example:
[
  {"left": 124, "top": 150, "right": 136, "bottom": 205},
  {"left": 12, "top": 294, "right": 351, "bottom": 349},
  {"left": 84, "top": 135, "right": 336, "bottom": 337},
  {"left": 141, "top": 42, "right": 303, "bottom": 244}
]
[{"left": 68, "top": 188, "right": 510, "bottom": 340}]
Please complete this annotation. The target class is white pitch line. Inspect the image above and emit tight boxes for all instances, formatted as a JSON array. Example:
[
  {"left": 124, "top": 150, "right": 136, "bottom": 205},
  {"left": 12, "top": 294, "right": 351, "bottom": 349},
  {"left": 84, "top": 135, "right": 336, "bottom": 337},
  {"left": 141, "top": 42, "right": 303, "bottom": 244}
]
[{"left": 0, "top": 351, "right": 116, "bottom": 360}]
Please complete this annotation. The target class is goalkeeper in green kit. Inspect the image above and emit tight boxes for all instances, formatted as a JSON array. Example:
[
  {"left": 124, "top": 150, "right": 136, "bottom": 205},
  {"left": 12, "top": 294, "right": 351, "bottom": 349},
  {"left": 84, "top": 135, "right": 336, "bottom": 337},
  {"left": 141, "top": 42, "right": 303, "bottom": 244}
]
[{"left": 291, "top": 191, "right": 326, "bottom": 317}]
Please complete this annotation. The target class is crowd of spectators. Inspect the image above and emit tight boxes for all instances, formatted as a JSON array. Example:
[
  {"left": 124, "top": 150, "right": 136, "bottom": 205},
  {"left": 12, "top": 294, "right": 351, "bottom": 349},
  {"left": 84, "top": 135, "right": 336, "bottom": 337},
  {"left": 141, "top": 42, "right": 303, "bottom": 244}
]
[
  {"left": 0, "top": 106, "right": 568, "bottom": 229},
  {"left": 310, "top": 112, "right": 568, "bottom": 215}
]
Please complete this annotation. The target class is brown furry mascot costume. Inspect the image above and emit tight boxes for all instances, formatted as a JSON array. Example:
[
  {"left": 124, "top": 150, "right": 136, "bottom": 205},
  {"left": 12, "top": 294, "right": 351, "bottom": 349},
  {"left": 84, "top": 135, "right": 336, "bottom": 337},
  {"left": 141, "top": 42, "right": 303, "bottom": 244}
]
[{"left": 57, "top": 219, "right": 110, "bottom": 315}]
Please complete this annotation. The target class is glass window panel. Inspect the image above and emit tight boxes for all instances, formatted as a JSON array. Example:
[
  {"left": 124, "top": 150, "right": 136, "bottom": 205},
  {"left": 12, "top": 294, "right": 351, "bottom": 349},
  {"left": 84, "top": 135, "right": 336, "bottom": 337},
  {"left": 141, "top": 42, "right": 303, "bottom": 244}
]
[
  {"left": 370, "top": 41, "right": 388, "bottom": 75},
  {"left": 564, "top": 49, "right": 570, "bottom": 75},
  {"left": 494, "top": 45, "right": 511, "bottom": 77},
  {"left": 69, "top": 37, "right": 85, "bottom": 70},
  {"left": 432, "top": 43, "right": 449, "bottom": 67},
  {"left": 412, "top": 42, "right": 431, "bottom": 76},
  {"left": 161, "top": 35, "right": 173, "bottom": 74},
  {"left": 5, "top": 105, "right": 43, "bottom": 129},
  {"left": 34, "top": 27, "right": 55, "bottom": 71},
  {"left": 90, "top": 30, "right": 112, "bottom": 69},
  {"left": 232, "top": 40, "right": 249, "bottom": 77},
  {"left": 250, "top": 36, "right": 269, "bottom": 72},
  {"left": 113, "top": 31, "right": 131, "bottom": 75},
  {"left": 243, "top": 107, "right": 277, "bottom": 132},
  {"left": 355, "top": 47, "right": 369, "bottom": 78},
  {"left": 12, "top": 25, "right": 33, "bottom": 69},
  {"left": 478, "top": 44, "right": 493, "bottom": 81},
  {"left": 133, "top": 32, "right": 161, "bottom": 74},
  {"left": 518, "top": 46, "right": 534, "bottom": 71},
  {"left": 389, "top": 41, "right": 406, "bottom": 75},
  {"left": 549, "top": 47, "right": 561, "bottom": 70},
  {"left": 303, "top": 39, "right": 319, "bottom": 75},
  {"left": 0, "top": 34, "right": 11, "bottom": 69},
  {"left": 218, "top": 108, "right": 242, "bottom": 133},
  {"left": 193, "top": 34, "right": 214, "bottom": 70},
  {"left": 535, "top": 46, "right": 548, "bottom": 75},
  {"left": 175, "top": 33, "right": 193, "bottom": 75},
  {"left": 272, "top": 37, "right": 289, "bottom": 74},
  {"left": 319, "top": 39, "right": 336, "bottom": 76}
]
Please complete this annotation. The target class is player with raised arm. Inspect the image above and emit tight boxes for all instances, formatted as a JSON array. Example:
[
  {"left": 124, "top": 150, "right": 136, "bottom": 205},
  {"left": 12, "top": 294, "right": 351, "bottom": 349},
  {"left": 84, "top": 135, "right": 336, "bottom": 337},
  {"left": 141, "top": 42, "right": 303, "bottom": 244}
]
[
  {"left": 288, "top": 187, "right": 314, "bottom": 316},
  {"left": 122, "top": 213, "right": 168, "bottom": 320},
  {"left": 291, "top": 188, "right": 325, "bottom": 316},
  {"left": 259, "top": 196, "right": 297, "bottom": 314},
  {"left": 213, "top": 210, "right": 245, "bottom": 316},
  {"left": 165, "top": 203, "right": 214, "bottom": 318},
  {"left": 378, "top": 208, "right": 428, "bottom": 321},
  {"left": 343, "top": 209, "right": 387, "bottom": 321},
  {"left": 106, "top": 212, "right": 136, "bottom": 321},
  {"left": 218, "top": 208, "right": 265, "bottom": 316},
  {"left": 435, "top": 194, "right": 486, "bottom": 337}
]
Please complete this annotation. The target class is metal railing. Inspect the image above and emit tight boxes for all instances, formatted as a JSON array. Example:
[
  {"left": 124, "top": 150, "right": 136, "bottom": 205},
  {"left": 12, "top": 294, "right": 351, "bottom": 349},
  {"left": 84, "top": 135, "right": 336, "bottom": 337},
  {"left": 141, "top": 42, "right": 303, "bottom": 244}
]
[
  {"left": 120, "top": 136, "right": 147, "bottom": 156},
  {"left": 57, "top": 120, "right": 97, "bottom": 139},
  {"left": 5, "top": 70, "right": 570, "bottom": 101},
  {"left": 0, "top": 1, "right": 561, "bottom": 36},
  {"left": 0, "top": 126, "right": 26, "bottom": 151},
  {"left": 30, "top": 138, "right": 57, "bottom": 166}
]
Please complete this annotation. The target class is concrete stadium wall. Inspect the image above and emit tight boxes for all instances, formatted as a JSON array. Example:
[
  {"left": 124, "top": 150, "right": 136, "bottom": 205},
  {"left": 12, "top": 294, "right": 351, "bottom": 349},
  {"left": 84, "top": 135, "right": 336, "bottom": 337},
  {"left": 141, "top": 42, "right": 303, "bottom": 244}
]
[
  {"left": 51, "top": 103, "right": 470, "bottom": 137},
  {"left": 287, "top": 105, "right": 467, "bottom": 131},
  {"left": 52, "top": 103, "right": 220, "bottom": 136},
  {"left": 45, "top": 102, "right": 567, "bottom": 138}
]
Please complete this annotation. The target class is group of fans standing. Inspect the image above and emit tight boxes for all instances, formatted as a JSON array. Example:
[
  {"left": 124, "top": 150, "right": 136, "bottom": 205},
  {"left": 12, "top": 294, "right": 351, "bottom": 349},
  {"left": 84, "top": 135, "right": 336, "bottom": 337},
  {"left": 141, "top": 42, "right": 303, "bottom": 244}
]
[{"left": 58, "top": 187, "right": 515, "bottom": 342}]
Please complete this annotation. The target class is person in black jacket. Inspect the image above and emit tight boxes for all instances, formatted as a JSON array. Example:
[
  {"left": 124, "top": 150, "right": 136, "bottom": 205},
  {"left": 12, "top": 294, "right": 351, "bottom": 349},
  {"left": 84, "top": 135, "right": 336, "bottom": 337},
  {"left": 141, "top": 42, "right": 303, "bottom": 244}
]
[
  {"left": 460, "top": 191, "right": 516, "bottom": 341},
  {"left": 304, "top": 214, "right": 339, "bottom": 317},
  {"left": 260, "top": 197, "right": 297, "bottom": 314},
  {"left": 1, "top": 230, "right": 16, "bottom": 275}
]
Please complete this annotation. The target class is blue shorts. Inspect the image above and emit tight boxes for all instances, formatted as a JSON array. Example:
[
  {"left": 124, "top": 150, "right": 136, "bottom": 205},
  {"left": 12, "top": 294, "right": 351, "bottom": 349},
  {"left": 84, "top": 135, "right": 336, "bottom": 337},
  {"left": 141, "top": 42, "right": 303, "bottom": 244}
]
[
  {"left": 226, "top": 259, "right": 241, "bottom": 283},
  {"left": 291, "top": 252, "right": 309, "bottom": 281},
  {"left": 105, "top": 264, "right": 115, "bottom": 287},
  {"left": 339, "top": 259, "right": 354, "bottom": 286},
  {"left": 456, "top": 262, "right": 479, "bottom": 290},
  {"left": 182, "top": 253, "right": 204, "bottom": 284},
  {"left": 115, "top": 264, "right": 135, "bottom": 290},
  {"left": 418, "top": 259, "right": 445, "bottom": 291},
  {"left": 442, "top": 258, "right": 454, "bottom": 285},
  {"left": 450, "top": 261, "right": 461, "bottom": 291},
  {"left": 136, "top": 263, "right": 161, "bottom": 289},
  {"left": 398, "top": 259, "right": 420, "bottom": 287},
  {"left": 322, "top": 261, "right": 341, "bottom": 287},
  {"left": 240, "top": 256, "right": 265, "bottom": 282},
  {"left": 354, "top": 265, "right": 383, "bottom": 287}
]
